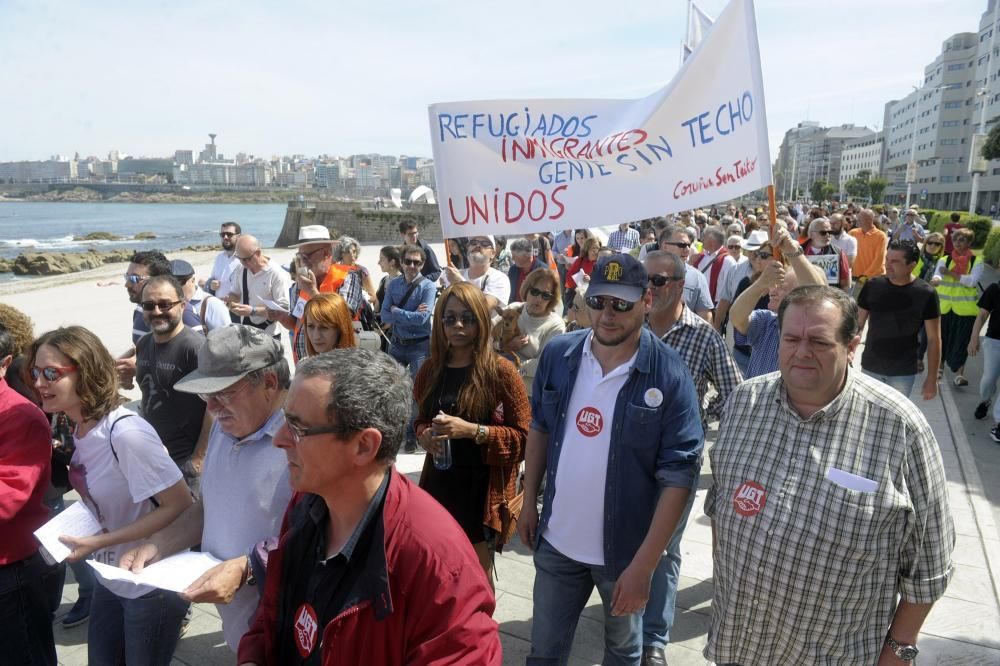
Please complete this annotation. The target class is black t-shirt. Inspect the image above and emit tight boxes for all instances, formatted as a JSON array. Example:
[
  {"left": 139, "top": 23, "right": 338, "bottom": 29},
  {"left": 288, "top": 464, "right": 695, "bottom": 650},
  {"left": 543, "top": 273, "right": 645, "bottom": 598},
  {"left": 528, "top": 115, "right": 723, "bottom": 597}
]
[
  {"left": 977, "top": 283, "right": 1000, "bottom": 340},
  {"left": 135, "top": 327, "right": 206, "bottom": 464},
  {"left": 858, "top": 277, "right": 940, "bottom": 376}
]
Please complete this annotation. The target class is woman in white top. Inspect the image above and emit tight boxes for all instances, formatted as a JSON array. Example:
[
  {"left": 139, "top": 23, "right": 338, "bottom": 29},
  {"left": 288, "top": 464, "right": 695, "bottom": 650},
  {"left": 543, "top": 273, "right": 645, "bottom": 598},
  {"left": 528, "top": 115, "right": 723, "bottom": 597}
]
[
  {"left": 29, "top": 325, "right": 193, "bottom": 666},
  {"left": 504, "top": 268, "right": 567, "bottom": 397}
]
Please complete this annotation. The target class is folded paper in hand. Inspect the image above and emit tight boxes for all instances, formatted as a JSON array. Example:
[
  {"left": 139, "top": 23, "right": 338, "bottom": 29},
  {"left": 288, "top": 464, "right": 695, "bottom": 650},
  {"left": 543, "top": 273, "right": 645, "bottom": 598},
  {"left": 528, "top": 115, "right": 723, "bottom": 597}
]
[
  {"left": 87, "top": 551, "right": 223, "bottom": 593},
  {"left": 34, "top": 501, "right": 101, "bottom": 564}
]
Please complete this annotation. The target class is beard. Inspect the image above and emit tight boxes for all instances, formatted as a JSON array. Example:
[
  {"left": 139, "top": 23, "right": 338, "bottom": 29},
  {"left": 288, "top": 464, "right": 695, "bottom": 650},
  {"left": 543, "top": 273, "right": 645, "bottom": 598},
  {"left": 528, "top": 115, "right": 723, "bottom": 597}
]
[{"left": 147, "top": 314, "right": 180, "bottom": 333}]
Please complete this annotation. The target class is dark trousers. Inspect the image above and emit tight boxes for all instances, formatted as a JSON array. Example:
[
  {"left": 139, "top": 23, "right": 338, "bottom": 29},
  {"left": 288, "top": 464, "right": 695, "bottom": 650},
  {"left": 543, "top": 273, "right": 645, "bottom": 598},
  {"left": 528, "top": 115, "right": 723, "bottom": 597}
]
[
  {"left": 941, "top": 311, "right": 976, "bottom": 372},
  {"left": 0, "top": 552, "right": 60, "bottom": 666}
]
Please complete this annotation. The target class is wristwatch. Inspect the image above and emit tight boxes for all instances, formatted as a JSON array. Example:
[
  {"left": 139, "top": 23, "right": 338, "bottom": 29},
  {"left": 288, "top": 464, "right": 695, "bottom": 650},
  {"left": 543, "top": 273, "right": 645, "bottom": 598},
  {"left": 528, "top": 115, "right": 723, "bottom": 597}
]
[
  {"left": 475, "top": 424, "right": 488, "bottom": 445},
  {"left": 885, "top": 636, "right": 918, "bottom": 662},
  {"left": 784, "top": 247, "right": 803, "bottom": 257}
]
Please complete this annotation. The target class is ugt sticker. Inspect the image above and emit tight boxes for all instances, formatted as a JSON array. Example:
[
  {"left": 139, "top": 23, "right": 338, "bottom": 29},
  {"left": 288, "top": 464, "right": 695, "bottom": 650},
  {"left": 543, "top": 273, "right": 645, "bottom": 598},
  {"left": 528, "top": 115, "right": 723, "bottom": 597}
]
[
  {"left": 294, "top": 603, "right": 319, "bottom": 658},
  {"left": 575, "top": 406, "right": 603, "bottom": 437},
  {"left": 732, "top": 481, "right": 766, "bottom": 517}
]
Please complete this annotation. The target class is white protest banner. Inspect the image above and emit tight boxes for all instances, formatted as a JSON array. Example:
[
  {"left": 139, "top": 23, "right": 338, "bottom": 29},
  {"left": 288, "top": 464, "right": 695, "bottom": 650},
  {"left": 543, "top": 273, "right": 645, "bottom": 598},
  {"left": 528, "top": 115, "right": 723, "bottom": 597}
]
[{"left": 428, "top": 0, "right": 771, "bottom": 239}]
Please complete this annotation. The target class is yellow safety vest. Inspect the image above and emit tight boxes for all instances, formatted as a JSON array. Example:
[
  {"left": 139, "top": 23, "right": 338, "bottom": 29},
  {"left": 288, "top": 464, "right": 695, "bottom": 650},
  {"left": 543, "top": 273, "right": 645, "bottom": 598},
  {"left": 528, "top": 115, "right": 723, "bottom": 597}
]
[{"left": 937, "top": 255, "right": 979, "bottom": 316}]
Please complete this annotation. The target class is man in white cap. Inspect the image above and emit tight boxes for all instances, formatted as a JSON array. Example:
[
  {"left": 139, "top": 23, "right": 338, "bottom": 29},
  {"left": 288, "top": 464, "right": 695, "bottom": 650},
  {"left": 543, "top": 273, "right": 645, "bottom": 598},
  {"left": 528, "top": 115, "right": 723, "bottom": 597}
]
[
  {"left": 712, "top": 229, "right": 769, "bottom": 334},
  {"left": 442, "top": 235, "right": 510, "bottom": 310},
  {"left": 120, "top": 325, "right": 293, "bottom": 653},
  {"left": 269, "top": 225, "right": 362, "bottom": 361}
]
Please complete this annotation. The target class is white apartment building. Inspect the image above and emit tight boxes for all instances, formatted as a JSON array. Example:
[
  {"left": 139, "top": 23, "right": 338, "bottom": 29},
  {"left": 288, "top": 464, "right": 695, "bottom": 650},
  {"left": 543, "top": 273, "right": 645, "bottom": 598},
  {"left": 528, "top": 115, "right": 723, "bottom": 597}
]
[{"left": 839, "top": 132, "right": 883, "bottom": 191}]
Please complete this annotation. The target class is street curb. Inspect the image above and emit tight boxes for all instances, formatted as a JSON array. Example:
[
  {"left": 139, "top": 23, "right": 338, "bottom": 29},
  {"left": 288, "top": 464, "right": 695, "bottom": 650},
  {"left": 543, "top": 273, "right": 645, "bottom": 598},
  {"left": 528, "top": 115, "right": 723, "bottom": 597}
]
[{"left": 939, "top": 380, "right": 1000, "bottom": 608}]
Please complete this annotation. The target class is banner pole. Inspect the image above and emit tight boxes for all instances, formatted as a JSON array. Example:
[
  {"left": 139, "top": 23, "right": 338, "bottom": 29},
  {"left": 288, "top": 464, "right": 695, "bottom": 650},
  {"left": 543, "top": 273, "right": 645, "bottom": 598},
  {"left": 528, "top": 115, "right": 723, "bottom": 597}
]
[{"left": 768, "top": 184, "right": 780, "bottom": 258}]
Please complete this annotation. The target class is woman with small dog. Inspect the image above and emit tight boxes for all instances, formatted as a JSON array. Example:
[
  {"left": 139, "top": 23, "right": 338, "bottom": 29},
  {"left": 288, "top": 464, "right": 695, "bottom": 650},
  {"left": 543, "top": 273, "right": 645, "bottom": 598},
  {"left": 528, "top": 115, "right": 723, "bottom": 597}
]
[
  {"left": 413, "top": 283, "right": 529, "bottom": 586},
  {"left": 505, "top": 268, "right": 566, "bottom": 397}
]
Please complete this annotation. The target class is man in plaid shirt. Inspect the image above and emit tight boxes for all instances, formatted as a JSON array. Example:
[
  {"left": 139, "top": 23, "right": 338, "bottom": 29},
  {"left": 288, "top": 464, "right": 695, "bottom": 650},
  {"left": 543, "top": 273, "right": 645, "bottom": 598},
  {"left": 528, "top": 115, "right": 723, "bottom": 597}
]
[
  {"left": 608, "top": 222, "right": 641, "bottom": 254},
  {"left": 706, "top": 285, "right": 954, "bottom": 665}
]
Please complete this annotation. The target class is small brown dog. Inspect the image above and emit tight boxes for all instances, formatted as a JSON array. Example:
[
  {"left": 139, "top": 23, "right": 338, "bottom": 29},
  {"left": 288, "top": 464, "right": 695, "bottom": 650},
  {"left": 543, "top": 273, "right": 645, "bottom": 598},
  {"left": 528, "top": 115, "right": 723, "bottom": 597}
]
[{"left": 492, "top": 304, "right": 523, "bottom": 367}]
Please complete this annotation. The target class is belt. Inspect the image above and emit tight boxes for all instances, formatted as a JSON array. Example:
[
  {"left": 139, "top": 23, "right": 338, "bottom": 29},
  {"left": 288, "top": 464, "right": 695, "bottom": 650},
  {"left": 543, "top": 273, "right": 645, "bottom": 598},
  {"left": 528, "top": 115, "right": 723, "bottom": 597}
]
[{"left": 393, "top": 336, "right": 429, "bottom": 347}]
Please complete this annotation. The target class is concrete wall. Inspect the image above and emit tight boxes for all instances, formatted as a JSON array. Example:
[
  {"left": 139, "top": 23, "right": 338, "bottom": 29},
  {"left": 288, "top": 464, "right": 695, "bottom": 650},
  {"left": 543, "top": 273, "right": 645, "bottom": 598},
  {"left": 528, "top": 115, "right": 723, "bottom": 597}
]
[{"left": 275, "top": 201, "right": 443, "bottom": 246}]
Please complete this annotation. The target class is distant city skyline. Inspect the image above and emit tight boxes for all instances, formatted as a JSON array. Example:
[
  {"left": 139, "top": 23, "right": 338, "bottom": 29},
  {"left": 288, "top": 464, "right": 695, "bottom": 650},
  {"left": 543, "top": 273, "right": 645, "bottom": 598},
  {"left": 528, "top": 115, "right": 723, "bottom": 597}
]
[{"left": 0, "top": 0, "right": 989, "bottom": 162}]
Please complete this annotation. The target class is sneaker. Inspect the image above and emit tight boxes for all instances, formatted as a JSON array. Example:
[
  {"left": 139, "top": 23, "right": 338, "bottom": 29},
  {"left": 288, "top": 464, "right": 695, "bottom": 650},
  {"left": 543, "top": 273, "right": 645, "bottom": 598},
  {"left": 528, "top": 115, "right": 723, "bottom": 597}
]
[
  {"left": 61, "top": 597, "right": 90, "bottom": 628},
  {"left": 991, "top": 425, "right": 1000, "bottom": 443},
  {"left": 179, "top": 606, "right": 192, "bottom": 637},
  {"left": 955, "top": 375, "right": 969, "bottom": 387},
  {"left": 976, "top": 401, "right": 990, "bottom": 420}
]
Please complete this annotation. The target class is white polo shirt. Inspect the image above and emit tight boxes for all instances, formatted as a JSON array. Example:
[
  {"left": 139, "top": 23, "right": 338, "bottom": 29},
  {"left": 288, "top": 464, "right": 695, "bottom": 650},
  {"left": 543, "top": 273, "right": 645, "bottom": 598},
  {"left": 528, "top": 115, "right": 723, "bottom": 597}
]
[{"left": 543, "top": 333, "right": 638, "bottom": 566}]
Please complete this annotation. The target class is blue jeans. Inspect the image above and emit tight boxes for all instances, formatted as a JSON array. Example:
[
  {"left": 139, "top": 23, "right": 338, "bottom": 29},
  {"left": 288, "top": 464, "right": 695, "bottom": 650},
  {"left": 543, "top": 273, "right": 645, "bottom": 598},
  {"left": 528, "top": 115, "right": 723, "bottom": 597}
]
[
  {"left": 861, "top": 370, "right": 916, "bottom": 398},
  {"left": 0, "top": 552, "right": 60, "bottom": 666},
  {"left": 642, "top": 484, "right": 698, "bottom": 649},
  {"left": 528, "top": 538, "right": 642, "bottom": 665},
  {"left": 389, "top": 338, "right": 430, "bottom": 443},
  {"left": 88, "top": 583, "right": 188, "bottom": 666}
]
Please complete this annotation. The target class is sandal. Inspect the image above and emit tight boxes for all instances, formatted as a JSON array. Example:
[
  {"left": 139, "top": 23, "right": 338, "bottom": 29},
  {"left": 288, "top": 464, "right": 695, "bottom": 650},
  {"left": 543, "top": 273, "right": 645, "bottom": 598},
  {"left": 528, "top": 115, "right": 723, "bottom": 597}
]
[{"left": 954, "top": 375, "right": 969, "bottom": 387}]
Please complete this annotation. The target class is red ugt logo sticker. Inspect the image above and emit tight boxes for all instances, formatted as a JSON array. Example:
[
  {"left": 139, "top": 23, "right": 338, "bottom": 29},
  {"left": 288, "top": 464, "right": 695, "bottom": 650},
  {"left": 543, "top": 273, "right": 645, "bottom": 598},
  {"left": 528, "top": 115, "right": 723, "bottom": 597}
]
[
  {"left": 732, "top": 481, "right": 766, "bottom": 517},
  {"left": 576, "top": 406, "right": 603, "bottom": 437},
  {"left": 294, "top": 603, "right": 319, "bottom": 658}
]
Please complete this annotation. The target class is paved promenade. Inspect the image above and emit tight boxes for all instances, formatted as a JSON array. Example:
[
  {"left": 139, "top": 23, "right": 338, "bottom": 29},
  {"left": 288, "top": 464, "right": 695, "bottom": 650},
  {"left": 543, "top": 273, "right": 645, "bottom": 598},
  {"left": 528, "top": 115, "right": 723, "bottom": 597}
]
[{"left": 52, "top": 360, "right": 1000, "bottom": 665}]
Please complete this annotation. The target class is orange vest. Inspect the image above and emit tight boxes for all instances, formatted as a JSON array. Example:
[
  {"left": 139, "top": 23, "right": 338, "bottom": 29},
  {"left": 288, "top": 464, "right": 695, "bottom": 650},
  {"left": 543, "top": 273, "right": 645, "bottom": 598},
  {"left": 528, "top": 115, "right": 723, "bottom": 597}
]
[{"left": 292, "top": 264, "right": 353, "bottom": 361}]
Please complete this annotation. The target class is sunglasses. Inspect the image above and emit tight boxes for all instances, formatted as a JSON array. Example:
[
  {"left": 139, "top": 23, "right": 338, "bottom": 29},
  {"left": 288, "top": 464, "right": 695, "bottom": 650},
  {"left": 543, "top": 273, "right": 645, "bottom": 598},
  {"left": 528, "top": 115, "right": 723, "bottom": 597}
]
[
  {"left": 402, "top": 258, "right": 424, "bottom": 266},
  {"left": 31, "top": 365, "right": 77, "bottom": 382},
  {"left": 140, "top": 299, "right": 183, "bottom": 312},
  {"left": 753, "top": 251, "right": 773, "bottom": 260},
  {"left": 727, "top": 245, "right": 742, "bottom": 250},
  {"left": 441, "top": 312, "right": 478, "bottom": 327},
  {"left": 467, "top": 239, "right": 492, "bottom": 248},
  {"left": 124, "top": 273, "right": 148, "bottom": 284},
  {"left": 219, "top": 231, "right": 237, "bottom": 237},
  {"left": 586, "top": 295, "right": 637, "bottom": 312},
  {"left": 528, "top": 287, "right": 554, "bottom": 300},
  {"left": 648, "top": 275, "right": 684, "bottom": 287},
  {"left": 815, "top": 230, "right": 833, "bottom": 236},
  {"left": 925, "top": 241, "right": 942, "bottom": 247},
  {"left": 663, "top": 241, "right": 691, "bottom": 250}
]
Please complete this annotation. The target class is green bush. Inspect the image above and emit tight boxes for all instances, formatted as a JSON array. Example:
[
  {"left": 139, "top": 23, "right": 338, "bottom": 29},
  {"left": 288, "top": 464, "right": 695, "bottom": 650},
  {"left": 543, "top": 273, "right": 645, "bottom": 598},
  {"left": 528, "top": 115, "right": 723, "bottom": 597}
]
[
  {"left": 919, "top": 209, "right": 992, "bottom": 247},
  {"left": 966, "top": 216, "right": 993, "bottom": 249},
  {"left": 984, "top": 227, "right": 1000, "bottom": 266}
]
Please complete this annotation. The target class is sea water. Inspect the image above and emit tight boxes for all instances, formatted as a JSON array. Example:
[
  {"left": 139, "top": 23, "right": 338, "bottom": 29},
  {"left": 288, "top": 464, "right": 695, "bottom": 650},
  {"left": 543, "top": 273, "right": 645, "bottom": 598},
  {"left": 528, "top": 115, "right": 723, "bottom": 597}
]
[{"left": 0, "top": 202, "right": 287, "bottom": 265}]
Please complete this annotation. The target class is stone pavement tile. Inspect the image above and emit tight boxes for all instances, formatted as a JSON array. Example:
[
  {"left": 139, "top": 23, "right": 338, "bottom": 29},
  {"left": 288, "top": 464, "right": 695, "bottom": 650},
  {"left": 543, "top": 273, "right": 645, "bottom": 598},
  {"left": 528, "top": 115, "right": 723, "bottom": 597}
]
[
  {"left": 171, "top": 626, "right": 229, "bottom": 666},
  {"left": 675, "top": 574, "right": 714, "bottom": 615},
  {"left": 951, "top": 504, "right": 981, "bottom": 538},
  {"left": 678, "top": 539, "right": 714, "bottom": 581},
  {"left": 921, "top": 595, "right": 1000, "bottom": 650},
  {"left": 667, "top": 605, "right": 712, "bottom": 653},
  {"left": 494, "top": 589, "right": 606, "bottom": 664},
  {"left": 946, "top": 562, "right": 1000, "bottom": 607},
  {"left": 916, "top": 634, "right": 1000, "bottom": 665},
  {"left": 56, "top": 642, "right": 88, "bottom": 666},
  {"left": 952, "top": 533, "right": 990, "bottom": 569}
]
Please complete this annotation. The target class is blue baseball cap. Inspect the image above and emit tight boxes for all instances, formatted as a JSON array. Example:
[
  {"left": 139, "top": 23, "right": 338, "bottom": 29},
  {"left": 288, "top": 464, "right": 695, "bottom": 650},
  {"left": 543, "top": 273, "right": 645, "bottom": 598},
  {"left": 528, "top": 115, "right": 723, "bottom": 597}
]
[{"left": 588, "top": 254, "right": 647, "bottom": 302}]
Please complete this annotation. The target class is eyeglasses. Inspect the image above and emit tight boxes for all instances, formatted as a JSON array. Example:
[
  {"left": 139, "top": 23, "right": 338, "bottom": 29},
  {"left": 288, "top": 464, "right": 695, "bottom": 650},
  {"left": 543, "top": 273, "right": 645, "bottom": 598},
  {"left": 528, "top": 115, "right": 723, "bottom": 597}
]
[
  {"left": 140, "top": 299, "right": 183, "bottom": 312},
  {"left": 402, "top": 258, "right": 424, "bottom": 267},
  {"left": 219, "top": 231, "right": 237, "bottom": 238},
  {"left": 31, "top": 365, "right": 77, "bottom": 382},
  {"left": 585, "top": 295, "right": 638, "bottom": 312},
  {"left": 467, "top": 239, "right": 492, "bottom": 248},
  {"left": 528, "top": 287, "right": 554, "bottom": 300},
  {"left": 236, "top": 253, "right": 256, "bottom": 263},
  {"left": 815, "top": 230, "right": 833, "bottom": 236},
  {"left": 296, "top": 247, "right": 325, "bottom": 262},
  {"left": 198, "top": 379, "right": 252, "bottom": 404},
  {"left": 648, "top": 275, "right": 684, "bottom": 287},
  {"left": 441, "top": 312, "right": 478, "bottom": 327},
  {"left": 125, "top": 273, "right": 149, "bottom": 284},
  {"left": 283, "top": 412, "right": 354, "bottom": 445},
  {"left": 727, "top": 245, "right": 742, "bottom": 250},
  {"left": 663, "top": 241, "right": 691, "bottom": 250}
]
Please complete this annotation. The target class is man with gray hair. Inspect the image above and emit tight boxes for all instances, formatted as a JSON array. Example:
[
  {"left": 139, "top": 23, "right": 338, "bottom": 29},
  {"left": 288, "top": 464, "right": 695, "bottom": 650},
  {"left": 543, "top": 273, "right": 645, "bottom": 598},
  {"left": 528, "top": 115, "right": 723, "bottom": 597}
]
[
  {"left": 802, "top": 217, "right": 851, "bottom": 290},
  {"left": 659, "top": 225, "right": 713, "bottom": 322},
  {"left": 691, "top": 225, "right": 736, "bottom": 306},
  {"left": 238, "top": 349, "right": 502, "bottom": 664},
  {"left": 120, "top": 325, "right": 293, "bottom": 652},
  {"left": 442, "top": 235, "right": 511, "bottom": 309},
  {"left": 226, "top": 235, "right": 290, "bottom": 339},
  {"left": 507, "top": 236, "right": 548, "bottom": 299}
]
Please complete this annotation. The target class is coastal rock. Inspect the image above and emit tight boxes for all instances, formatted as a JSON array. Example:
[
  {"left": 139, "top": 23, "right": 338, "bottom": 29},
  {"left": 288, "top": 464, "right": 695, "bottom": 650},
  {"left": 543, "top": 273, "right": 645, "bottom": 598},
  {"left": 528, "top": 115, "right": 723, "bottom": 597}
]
[
  {"left": 133, "top": 231, "right": 157, "bottom": 240},
  {"left": 178, "top": 244, "right": 216, "bottom": 252},
  {"left": 10, "top": 249, "right": 133, "bottom": 276},
  {"left": 73, "top": 231, "right": 122, "bottom": 241},
  {"left": 0, "top": 259, "right": 11, "bottom": 273}
]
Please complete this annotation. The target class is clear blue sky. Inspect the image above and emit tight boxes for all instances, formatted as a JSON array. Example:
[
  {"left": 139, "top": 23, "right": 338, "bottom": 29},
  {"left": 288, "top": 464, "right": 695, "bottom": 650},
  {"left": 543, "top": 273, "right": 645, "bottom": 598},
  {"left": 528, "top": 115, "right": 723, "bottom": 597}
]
[{"left": 0, "top": 0, "right": 989, "bottom": 162}]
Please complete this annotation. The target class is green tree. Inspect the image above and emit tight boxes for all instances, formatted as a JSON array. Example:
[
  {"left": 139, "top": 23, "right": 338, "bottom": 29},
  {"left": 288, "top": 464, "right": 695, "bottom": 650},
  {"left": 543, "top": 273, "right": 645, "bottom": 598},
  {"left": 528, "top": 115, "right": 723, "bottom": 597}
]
[
  {"left": 982, "top": 123, "right": 1000, "bottom": 161},
  {"left": 844, "top": 178, "right": 870, "bottom": 200},
  {"left": 810, "top": 180, "right": 831, "bottom": 202},
  {"left": 868, "top": 177, "right": 889, "bottom": 203}
]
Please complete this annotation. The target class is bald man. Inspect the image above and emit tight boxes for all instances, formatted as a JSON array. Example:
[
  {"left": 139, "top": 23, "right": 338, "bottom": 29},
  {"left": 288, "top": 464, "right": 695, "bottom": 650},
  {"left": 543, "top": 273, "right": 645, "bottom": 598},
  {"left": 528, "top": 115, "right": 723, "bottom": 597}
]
[{"left": 226, "top": 235, "right": 290, "bottom": 338}]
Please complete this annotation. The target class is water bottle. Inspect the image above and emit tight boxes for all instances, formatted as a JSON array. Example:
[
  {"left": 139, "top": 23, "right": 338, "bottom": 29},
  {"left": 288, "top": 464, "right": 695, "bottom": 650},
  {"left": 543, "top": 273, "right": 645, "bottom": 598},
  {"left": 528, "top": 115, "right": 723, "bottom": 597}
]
[{"left": 433, "top": 435, "right": 452, "bottom": 470}]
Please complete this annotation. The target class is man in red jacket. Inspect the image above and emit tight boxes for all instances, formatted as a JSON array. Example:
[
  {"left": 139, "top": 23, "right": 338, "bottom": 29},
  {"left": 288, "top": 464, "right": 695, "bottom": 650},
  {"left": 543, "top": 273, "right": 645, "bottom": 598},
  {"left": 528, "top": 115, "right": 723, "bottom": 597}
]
[
  {"left": 0, "top": 323, "right": 59, "bottom": 665},
  {"left": 238, "top": 348, "right": 501, "bottom": 666}
]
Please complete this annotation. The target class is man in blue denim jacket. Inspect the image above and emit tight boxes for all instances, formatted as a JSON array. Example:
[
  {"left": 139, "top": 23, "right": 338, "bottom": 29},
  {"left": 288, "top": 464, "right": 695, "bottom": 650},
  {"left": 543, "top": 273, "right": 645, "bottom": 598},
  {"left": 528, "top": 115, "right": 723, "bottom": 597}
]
[{"left": 518, "top": 253, "right": 703, "bottom": 665}]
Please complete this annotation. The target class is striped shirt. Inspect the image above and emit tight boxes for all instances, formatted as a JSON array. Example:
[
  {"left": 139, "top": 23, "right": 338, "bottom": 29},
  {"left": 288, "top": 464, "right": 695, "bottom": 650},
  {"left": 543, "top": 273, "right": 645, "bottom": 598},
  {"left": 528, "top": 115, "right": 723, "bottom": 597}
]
[
  {"left": 745, "top": 309, "right": 779, "bottom": 378},
  {"left": 658, "top": 305, "right": 743, "bottom": 423},
  {"left": 704, "top": 369, "right": 954, "bottom": 665}
]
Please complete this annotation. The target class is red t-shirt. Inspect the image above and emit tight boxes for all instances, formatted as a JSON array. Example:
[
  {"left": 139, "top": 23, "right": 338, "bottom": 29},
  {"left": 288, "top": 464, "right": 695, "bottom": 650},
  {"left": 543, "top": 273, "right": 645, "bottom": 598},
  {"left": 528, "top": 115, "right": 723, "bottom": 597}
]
[
  {"left": 0, "top": 379, "right": 52, "bottom": 564},
  {"left": 944, "top": 222, "right": 963, "bottom": 255}
]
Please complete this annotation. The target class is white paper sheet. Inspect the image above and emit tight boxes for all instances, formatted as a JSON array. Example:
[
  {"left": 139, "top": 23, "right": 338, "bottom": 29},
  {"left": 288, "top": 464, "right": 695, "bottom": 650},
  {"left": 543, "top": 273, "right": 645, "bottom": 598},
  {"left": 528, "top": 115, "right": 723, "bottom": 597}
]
[
  {"left": 256, "top": 297, "right": 288, "bottom": 313},
  {"left": 573, "top": 269, "right": 588, "bottom": 286},
  {"left": 87, "top": 551, "right": 223, "bottom": 593},
  {"left": 825, "top": 467, "right": 878, "bottom": 493},
  {"left": 33, "top": 501, "right": 102, "bottom": 564}
]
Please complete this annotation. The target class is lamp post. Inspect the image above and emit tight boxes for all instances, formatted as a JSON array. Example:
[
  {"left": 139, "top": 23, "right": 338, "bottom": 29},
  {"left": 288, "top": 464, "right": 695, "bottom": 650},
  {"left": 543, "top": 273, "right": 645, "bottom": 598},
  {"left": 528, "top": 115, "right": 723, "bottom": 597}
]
[{"left": 970, "top": 11, "right": 999, "bottom": 215}]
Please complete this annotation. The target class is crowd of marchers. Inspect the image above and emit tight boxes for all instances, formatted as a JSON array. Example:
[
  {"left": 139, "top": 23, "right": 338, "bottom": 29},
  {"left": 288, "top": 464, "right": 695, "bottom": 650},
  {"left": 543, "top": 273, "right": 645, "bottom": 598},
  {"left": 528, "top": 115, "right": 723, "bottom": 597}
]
[{"left": 8, "top": 197, "right": 996, "bottom": 665}]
